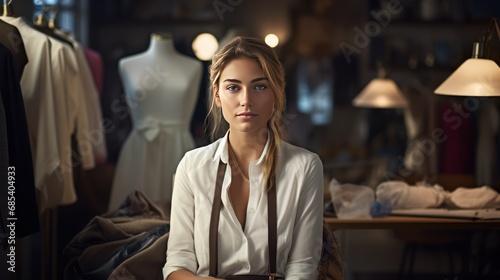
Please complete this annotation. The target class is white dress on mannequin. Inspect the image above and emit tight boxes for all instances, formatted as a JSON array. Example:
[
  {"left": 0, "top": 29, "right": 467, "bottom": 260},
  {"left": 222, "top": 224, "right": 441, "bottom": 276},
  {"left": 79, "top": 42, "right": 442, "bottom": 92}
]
[{"left": 109, "top": 33, "right": 202, "bottom": 211}]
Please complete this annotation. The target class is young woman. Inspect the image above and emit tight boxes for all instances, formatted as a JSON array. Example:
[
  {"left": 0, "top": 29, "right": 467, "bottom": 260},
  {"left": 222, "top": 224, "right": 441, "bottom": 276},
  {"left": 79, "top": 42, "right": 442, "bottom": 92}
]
[{"left": 163, "top": 36, "right": 324, "bottom": 280}]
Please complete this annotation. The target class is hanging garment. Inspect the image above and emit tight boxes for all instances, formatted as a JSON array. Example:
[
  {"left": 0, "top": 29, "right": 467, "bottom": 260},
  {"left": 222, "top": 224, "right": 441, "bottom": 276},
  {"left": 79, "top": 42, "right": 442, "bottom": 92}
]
[
  {"left": 83, "top": 47, "right": 104, "bottom": 96},
  {"left": 0, "top": 19, "right": 28, "bottom": 79},
  {"left": 0, "top": 16, "right": 96, "bottom": 211},
  {"left": 0, "top": 16, "right": 61, "bottom": 203},
  {"left": 33, "top": 22, "right": 97, "bottom": 210},
  {"left": 0, "top": 86, "right": 8, "bottom": 247},
  {"left": 54, "top": 29, "right": 107, "bottom": 163},
  {"left": 0, "top": 43, "right": 39, "bottom": 237}
]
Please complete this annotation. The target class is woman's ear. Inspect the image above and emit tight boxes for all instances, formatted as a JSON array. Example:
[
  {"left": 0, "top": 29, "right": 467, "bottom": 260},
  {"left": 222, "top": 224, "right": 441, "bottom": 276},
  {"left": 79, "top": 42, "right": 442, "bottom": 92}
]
[{"left": 214, "top": 85, "right": 222, "bottom": 107}]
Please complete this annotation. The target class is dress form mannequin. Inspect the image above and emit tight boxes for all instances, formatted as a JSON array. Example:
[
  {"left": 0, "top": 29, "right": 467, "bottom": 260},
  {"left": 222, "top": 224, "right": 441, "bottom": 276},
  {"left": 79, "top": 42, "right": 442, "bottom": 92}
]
[{"left": 109, "top": 32, "right": 202, "bottom": 211}]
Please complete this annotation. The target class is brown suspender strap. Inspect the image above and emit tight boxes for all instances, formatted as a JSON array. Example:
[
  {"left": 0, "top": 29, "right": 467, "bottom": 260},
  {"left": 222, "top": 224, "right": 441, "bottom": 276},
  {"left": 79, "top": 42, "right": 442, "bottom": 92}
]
[
  {"left": 209, "top": 161, "right": 278, "bottom": 278},
  {"left": 267, "top": 178, "right": 277, "bottom": 277},
  {"left": 209, "top": 161, "right": 227, "bottom": 277}
]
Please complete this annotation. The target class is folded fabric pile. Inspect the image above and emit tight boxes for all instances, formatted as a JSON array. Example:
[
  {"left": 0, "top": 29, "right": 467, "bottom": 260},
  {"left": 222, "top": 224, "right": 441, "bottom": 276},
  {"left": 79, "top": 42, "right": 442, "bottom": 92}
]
[
  {"left": 376, "top": 181, "right": 500, "bottom": 210},
  {"left": 376, "top": 181, "right": 446, "bottom": 209},
  {"left": 445, "top": 186, "right": 500, "bottom": 209}
]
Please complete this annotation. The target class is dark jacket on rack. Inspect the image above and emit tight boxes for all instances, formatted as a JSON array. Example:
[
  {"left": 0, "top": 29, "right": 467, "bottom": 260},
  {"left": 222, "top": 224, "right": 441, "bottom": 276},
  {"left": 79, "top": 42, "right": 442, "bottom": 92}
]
[{"left": 0, "top": 42, "right": 39, "bottom": 238}]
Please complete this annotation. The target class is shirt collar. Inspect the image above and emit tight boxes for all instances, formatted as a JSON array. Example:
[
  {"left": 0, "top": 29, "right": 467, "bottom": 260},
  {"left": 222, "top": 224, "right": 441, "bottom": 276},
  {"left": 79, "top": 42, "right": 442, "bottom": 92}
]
[
  {"left": 213, "top": 130, "right": 271, "bottom": 166},
  {"left": 213, "top": 130, "right": 230, "bottom": 164}
]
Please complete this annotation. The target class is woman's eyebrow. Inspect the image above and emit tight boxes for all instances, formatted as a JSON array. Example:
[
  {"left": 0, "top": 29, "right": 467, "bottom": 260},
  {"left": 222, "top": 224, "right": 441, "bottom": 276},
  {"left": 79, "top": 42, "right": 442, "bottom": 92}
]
[
  {"left": 222, "top": 77, "right": 268, "bottom": 83},
  {"left": 251, "top": 77, "right": 268, "bottom": 83},
  {"left": 222, "top": 78, "right": 241, "bottom": 83}
]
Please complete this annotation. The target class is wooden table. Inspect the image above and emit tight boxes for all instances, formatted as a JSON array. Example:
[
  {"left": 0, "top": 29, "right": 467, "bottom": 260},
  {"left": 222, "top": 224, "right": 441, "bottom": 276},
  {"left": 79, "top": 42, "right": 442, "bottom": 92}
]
[
  {"left": 324, "top": 215, "right": 500, "bottom": 230},
  {"left": 325, "top": 215, "right": 500, "bottom": 277}
]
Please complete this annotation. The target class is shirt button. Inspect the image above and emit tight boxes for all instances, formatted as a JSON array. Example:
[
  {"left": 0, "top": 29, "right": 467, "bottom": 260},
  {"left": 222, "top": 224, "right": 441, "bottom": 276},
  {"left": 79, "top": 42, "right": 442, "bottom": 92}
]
[
  {"left": 244, "top": 264, "right": 249, "bottom": 270},
  {"left": 248, "top": 208, "right": 255, "bottom": 213}
]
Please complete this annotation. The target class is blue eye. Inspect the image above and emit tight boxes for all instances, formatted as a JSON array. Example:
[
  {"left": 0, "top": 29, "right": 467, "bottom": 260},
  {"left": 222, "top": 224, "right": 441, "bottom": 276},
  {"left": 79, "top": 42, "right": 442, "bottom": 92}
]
[
  {"left": 255, "top": 84, "right": 266, "bottom": 91},
  {"left": 227, "top": 85, "right": 239, "bottom": 91}
]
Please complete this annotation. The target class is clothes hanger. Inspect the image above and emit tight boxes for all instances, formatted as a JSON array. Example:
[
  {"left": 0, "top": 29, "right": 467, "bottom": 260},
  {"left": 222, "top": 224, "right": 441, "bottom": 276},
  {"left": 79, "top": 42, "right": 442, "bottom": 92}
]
[
  {"left": 47, "top": 4, "right": 58, "bottom": 30},
  {"left": 32, "top": 0, "right": 74, "bottom": 48},
  {"left": 46, "top": 4, "right": 72, "bottom": 38},
  {"left": 1, "top": 0, "right": 14, "bottom": 17}
]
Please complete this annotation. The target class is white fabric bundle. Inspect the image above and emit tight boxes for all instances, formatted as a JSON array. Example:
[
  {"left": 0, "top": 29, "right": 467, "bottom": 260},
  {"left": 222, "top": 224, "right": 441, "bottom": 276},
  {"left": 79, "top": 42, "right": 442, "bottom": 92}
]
[
  {"left": 329, "top": 179, "right": 375, "bottom": 219},
  {"left": 376, "top": 181, "right": 446, "bottom": 209},
  {"left": 445, "top": 186, "right": 500, "bottom": 209}
]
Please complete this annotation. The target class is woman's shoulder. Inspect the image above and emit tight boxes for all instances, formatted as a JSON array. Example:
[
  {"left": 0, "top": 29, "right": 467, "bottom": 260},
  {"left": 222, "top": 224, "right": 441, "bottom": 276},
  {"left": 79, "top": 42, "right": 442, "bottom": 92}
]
[
  {"left": 280, "top": 141, "right": 322, "bottom": 166},
  {"left": 279, "top": 141, "right": 323, "bottom": 184},
  {"left": 182, "top": 138, "right": 223, "bottom": 163},
  {"left": 281, "top": 141, "right": 319, "bottom": 158}
]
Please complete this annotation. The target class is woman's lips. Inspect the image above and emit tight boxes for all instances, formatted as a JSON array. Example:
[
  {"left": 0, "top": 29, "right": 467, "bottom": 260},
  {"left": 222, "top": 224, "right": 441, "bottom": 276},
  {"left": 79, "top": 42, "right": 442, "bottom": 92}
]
[{"left": 237, "top": 112, "right": 257, "bottom": 120}]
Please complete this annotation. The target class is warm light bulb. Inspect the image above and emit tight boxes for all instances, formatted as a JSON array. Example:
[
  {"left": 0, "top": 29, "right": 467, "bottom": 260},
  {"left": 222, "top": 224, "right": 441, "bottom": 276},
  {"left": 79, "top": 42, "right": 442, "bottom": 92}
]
[
  {"left": 265, "top": 34, "right": 279, "bottom": 48},
  {"left": 192, "top": 33, "right": 219, "bottom": 61}
]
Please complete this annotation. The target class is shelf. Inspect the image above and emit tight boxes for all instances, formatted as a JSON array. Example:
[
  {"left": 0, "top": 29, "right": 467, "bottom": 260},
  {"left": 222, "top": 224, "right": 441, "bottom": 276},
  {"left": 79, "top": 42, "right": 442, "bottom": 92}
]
[{"left": 91, "top": 19, "right": 219, "bottom": 28}]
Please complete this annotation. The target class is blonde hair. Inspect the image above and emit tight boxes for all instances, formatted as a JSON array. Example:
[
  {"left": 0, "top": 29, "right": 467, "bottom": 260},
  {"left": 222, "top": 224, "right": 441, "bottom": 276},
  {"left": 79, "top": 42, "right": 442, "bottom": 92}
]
[{"left": 206, "top": 36, "right": 286, "bottom": 190}]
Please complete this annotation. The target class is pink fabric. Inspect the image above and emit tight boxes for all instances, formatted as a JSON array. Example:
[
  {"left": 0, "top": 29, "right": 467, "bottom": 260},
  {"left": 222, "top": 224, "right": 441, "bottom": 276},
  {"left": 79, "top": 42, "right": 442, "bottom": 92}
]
[
  {"left": 83, "top": 47, "right": 104, "bottom": 96},
  {"left": 84, "top": 47, "right": 106, "bottom": 164},
  {"left": 438, "top": 103, "right": 475, "bottom": 174}
]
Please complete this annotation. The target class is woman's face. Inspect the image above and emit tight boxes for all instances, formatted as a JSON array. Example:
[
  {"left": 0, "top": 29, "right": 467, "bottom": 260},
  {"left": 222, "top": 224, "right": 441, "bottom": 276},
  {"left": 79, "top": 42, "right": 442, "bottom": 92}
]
[{"left": 215, "top": 58, "right": 275, "bottom": 135}]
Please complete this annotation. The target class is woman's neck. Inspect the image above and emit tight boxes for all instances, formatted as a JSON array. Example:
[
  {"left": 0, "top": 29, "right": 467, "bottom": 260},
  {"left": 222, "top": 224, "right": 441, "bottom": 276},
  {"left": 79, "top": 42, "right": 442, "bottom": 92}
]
[
  {"left": 147, "top": 32, "right": 177, "bottom": 56},
  {"left": 229, "top": 130, "right": 268, "bottom": 161}
]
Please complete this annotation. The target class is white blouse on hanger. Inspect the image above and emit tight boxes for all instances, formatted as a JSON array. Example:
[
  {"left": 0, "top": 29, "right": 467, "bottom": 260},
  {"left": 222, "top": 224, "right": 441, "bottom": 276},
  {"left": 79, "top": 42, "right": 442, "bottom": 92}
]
[
  {"left": 0, "top": 17, "right": 61, "bottom": 206},
  {"left": 0, "top": 16, "right": 98, "bottom": 211},
  {"left": 55, "top": 29, "right": 107, "bottom": 162}
]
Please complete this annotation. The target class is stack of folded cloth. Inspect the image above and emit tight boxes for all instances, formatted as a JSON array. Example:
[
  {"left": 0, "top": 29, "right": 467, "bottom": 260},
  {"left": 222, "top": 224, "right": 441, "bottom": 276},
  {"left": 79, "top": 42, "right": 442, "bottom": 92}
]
[
  {"left": 376, "top": 181, "right": 446, "bottom": 209},
  {"left": 445, "top": 186, "right": 500, "bottom": 209},
  {"left": 376, "top": 181, "right": 500, "bottom": 209}
]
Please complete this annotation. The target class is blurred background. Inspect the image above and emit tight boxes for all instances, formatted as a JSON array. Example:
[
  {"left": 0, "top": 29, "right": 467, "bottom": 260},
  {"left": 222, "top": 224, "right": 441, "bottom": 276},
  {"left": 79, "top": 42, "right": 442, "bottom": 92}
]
[{"left": 2, "top": 0, "right": 500, "bottom": 279}]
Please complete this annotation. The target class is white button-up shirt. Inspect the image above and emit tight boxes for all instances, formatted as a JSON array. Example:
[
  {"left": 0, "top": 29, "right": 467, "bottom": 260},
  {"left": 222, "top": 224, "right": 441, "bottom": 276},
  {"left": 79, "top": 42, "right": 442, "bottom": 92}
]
[{"left": 163, "top": 132, "right": 324, "bottom": 279}]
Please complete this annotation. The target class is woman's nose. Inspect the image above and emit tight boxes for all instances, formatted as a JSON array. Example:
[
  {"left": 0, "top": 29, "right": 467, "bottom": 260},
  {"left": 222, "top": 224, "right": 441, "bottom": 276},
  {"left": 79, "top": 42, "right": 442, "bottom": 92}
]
[{"left": 240, "top": 87, "right": 253, "bottom": 107}]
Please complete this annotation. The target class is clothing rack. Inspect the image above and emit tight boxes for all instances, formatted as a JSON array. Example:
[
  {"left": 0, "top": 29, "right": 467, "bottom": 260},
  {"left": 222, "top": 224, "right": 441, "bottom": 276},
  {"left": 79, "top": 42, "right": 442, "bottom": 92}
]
[
  {"left": 2, "top": 1, "right": 106, "bottom": 278},
  {"left": 41, "top": 209, "right": 58, "bottom": 280}
]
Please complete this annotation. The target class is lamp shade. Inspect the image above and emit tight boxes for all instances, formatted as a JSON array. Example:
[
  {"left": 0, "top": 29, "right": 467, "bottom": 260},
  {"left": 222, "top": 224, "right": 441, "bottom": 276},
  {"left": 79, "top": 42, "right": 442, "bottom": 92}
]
[
  {"left": 353, "top": 78, "right": 408, "bottom": 108},
  {"left": 434, "top": 58, "right": 500, "bottom": 96}
]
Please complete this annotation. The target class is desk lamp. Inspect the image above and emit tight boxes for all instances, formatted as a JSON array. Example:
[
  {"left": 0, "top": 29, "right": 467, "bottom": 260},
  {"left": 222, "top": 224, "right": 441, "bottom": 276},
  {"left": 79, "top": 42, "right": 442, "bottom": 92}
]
[{"left": 435, "top": 18, "right": 500, "bottom": 96}]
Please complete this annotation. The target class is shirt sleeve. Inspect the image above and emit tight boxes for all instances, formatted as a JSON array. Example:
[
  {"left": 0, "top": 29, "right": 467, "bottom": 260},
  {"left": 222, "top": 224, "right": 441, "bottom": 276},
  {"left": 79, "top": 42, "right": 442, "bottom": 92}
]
[
  {"left": 163, "top": 155, "right": 199, "bottom": 278},
  {"left": 285, "top": 153, "right": 324, "bottom": 279}
]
